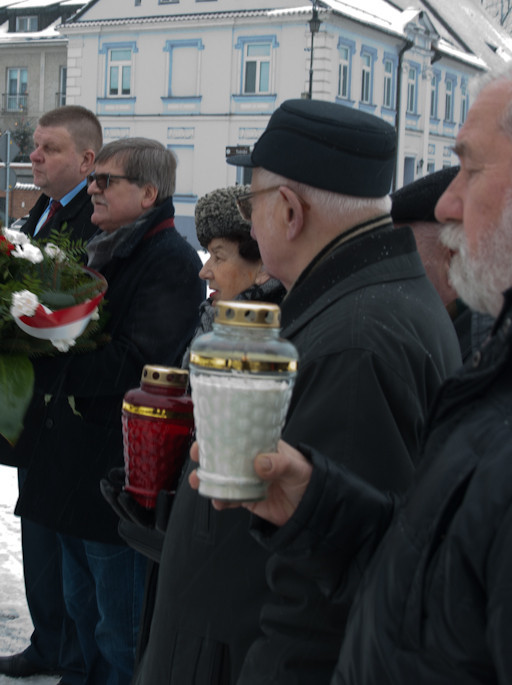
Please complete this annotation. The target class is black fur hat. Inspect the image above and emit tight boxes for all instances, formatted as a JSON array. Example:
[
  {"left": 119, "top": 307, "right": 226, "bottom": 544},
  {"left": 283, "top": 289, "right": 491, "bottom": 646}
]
[{"left": 195, "top": 185, "right": 251, "bottom": 249}]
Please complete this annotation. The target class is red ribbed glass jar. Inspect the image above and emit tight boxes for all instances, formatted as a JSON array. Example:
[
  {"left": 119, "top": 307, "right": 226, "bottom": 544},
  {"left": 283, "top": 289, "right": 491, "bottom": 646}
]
[{"left": 122, "top": 365, "right": 194, "bottom": 508}]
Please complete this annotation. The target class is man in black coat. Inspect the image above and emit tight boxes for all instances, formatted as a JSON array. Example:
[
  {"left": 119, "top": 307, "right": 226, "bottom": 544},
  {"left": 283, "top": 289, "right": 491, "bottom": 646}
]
[
  {"left": 0, "top": 105, "right": 102, "bottom": 684},
  {"left": 214, "top": 66, "right": 512, "bottom": 684},
  {"left": 14, "top": 137, "right": 204, "bottom": 685},
  {"left": 391, "top": 167, "right": 494, "bottom": 360},
  {"left": 132, "top": 101, "right": 461, "bottom": 684}
]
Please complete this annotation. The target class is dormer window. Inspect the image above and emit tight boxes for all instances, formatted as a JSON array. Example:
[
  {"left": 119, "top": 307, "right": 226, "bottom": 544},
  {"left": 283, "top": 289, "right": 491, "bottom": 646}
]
[{"left": 16, "top": 16, "right": 38, "bottom": 32}]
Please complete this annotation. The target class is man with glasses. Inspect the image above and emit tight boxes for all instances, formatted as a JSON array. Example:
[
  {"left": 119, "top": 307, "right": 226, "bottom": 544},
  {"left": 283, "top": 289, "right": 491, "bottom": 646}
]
[
  {"left": 13, "top": 137, "right": 205, "bottom": 684},
  {"left": 132, "top": 101, "right": 461, "bottom": 685},
  {"left": 200, "top": 68, "right": 512, "bottom": 685},
  {"left": 0, "top": 105, "right": 102, "bottom": 684}
]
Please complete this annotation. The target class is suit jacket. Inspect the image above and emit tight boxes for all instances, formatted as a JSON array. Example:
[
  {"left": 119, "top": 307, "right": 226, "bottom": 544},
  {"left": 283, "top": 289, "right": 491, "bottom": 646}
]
[{"left": 22, "top": 186, "right": 98, "bottom": 243}]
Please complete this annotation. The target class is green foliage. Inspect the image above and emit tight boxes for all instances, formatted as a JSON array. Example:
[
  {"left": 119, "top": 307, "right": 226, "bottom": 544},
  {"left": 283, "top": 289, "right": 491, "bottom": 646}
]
[
  {"left": 0, "top": 354, "right": 34, "bottom": 445},
  {"left": 11, "top": 118, "right": 35, "bottom": 162}
]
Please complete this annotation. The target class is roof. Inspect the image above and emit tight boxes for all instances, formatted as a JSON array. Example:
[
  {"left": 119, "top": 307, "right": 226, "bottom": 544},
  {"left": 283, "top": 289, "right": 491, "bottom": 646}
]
[{"left": 386, "top": 0, "right": 512, "bottom": 69}]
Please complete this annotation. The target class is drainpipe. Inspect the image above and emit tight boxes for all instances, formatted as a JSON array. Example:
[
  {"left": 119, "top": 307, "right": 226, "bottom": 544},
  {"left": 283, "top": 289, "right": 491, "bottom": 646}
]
[{"left": 394, "top": 39, "right": 414, "bottom": 190}]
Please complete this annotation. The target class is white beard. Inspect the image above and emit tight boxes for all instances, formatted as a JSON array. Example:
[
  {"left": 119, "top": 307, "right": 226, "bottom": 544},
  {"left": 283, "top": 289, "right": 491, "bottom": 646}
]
[{"left": 440, "top": 206, "right": 512, "bottom": 317}]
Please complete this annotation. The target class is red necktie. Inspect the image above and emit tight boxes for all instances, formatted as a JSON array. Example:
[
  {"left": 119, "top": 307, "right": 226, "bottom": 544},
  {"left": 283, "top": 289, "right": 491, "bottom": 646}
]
[{"left": 42, "top": 200, "right": 62, "bottom": 228}]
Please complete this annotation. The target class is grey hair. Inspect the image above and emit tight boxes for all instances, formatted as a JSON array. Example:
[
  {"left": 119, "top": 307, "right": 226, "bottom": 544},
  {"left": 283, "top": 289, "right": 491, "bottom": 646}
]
[
  {"left": 95, "top": 137, "right": 177, "bottom": 205},
  {"left": 254, "top": 168, "right": 391, "bottom": 219}
]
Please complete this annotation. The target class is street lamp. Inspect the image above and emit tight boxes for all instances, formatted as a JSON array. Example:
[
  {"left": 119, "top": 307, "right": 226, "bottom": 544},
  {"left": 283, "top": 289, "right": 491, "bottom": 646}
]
[{"left": 308, "top": 0, "right": 322, "bottom": 99}]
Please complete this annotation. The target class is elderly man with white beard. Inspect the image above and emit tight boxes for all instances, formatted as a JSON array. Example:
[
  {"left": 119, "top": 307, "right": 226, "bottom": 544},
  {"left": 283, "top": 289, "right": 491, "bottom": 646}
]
[{"left": 190, "top": 64, "right": 512, "bottom": 684}]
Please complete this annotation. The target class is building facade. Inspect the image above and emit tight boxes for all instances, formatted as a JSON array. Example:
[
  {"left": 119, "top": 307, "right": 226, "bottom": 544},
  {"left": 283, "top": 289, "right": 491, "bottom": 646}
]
[
  {"left": 3, "top": 0, "right": 512, "bottom": 238},
  {"left": 0, "top": 0, "right": 86, "bottom": 224}
]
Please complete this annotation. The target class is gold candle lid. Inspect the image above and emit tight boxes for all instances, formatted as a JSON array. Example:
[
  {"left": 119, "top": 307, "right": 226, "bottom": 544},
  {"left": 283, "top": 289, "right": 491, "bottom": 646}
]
[
  {"left": 214, "top": 301, "right": 281, "bottom": 328},
  {"left": 141, "top": 365, "right": 189, "bottom": 388}
]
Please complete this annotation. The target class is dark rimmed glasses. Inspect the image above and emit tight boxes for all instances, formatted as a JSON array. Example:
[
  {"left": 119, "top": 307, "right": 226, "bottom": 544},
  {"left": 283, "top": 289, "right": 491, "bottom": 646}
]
[
  {"left": 87, "top": 172, "right": 139, "bottom": 191},
  {"left": 236, "top": 185, "right": 310, "bottom": 222}
]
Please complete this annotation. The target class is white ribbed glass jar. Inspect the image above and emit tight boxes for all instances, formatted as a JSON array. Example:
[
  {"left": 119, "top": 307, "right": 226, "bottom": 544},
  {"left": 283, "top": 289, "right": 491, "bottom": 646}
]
[{"left": 189, "top": 300, "right": 298, "bottom": 501}]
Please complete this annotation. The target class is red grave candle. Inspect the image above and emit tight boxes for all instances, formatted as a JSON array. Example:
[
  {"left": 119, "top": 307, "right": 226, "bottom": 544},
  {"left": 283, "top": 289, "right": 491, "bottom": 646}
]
[{"left": 122, "top": 365, "right": 194, "bottom": 508}]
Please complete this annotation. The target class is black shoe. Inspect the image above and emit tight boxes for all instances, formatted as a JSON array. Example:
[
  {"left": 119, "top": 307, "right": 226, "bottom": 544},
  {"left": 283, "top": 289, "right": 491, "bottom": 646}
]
[{"left": 0, "top": 651, "right": 60, "bottom": 677}]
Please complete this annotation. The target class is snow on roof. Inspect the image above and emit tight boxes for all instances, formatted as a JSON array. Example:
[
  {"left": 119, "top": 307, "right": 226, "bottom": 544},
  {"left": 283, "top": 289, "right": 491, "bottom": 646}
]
[{"left": 0, "top": 15, "right": 63, "bottom": 41}]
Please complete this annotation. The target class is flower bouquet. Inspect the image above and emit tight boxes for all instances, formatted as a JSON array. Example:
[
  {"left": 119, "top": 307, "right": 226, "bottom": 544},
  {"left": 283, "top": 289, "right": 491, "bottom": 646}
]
[{"left": 0, "top": 226, "right": 108, "bottom": 445}]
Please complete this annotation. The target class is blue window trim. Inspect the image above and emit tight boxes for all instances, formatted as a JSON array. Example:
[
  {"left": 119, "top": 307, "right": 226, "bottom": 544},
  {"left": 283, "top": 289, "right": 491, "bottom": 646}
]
[
  {"left": 336, "top": 36, "right": 355, "bottom": 101},
  {"left": 164, "top": 39, "right": 204, "bottom": 97},
  {"left": 429, "top": 67, "right": 441, "bottom": 122},
  {"left": 100, "top": 41, "right": 138, "bottom": 99},
  {"left": 360, "top": 45, "right": 377, "bottom": 105},
  {"left": 406, "top": 60, "right": 421, "bottom": 114},
  {"left": 235, "top": 35, "right": 279, "bottom": 95},
  {"left": 460, "top": 76, "right": 469, "bottom": 124},
  {"left": 444, "top": 72, "right": 458, "bottom": 123},
  {"left": 381, "top": 52, "right": 397, "bottom": 112}
]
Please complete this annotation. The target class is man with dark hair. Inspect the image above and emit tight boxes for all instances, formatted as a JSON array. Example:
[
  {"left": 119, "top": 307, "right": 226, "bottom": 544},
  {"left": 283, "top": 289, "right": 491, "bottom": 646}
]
[
  {"left": 11, "top": 137, "right": 204, "bottom": 685},
  {"left": 0, "top": 105, "right": 102, "bottom": 683},
  {"left": 132, "top": 100, "right": 461, "bottom": 684}
]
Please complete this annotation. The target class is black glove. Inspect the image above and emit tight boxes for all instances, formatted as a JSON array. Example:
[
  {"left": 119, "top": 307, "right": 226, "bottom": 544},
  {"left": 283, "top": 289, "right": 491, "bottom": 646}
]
[{"left": 100, "top": 466, "right": 155, "bottom": 528}]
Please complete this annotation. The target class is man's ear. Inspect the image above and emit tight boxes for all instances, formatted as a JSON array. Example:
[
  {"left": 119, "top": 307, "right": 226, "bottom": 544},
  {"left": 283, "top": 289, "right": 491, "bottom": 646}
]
[
  {"left": 278, "top": 186, "right": 306, "bottom": 241},
  {"left": 141, "top": 184, "right": 159, "bottom": 208},
  {"left": 80, "top": 149, "right": 95, "bottom": 175}
]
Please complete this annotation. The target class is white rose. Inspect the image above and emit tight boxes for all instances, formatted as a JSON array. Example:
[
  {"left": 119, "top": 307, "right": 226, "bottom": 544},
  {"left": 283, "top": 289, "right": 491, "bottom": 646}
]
[
  {"left": 2, "top": 227, "right": 30, "bottom": 245},
  {"left": 10, "top": 290, "right": 40, "bottom": 318},
  {"left": 44, "top": 243, "right": 66, "bottom": 262},
  {"left": 12, "top": 243, "right": 44, "bottom": 264},
  {"left": 51, "top": 339, "right": 77, "bottom": 353}
]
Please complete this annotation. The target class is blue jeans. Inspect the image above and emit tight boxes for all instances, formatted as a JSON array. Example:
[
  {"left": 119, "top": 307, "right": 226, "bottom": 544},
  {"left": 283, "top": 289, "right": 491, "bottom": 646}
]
[{"left": 59, "top": 534, "right": 147, "bottom": 685}]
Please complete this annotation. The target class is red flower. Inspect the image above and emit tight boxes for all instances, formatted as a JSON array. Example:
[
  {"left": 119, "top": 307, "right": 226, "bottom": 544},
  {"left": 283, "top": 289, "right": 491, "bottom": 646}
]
[{"left": 0, "top": 235, "right": 15, "bottom": 255}]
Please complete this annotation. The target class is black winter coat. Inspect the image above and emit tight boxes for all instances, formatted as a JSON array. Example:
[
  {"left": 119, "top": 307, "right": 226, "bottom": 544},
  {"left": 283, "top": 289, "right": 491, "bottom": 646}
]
[
  {"left": 14, "top": 200, "right": 205, "bottom": 543},
  {"left": 255, "top": 290, "right": 512, "bottom": 685},
  {"left": 133, "top": 219, "right": 461, "bottom": 685}
]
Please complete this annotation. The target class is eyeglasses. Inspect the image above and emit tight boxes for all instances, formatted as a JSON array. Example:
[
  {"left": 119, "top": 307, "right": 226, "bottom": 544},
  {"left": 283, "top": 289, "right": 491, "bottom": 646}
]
[
  {"left": 87, "top": 172, "right": 139, "bottom": 191},
  {"left": 236, "top": 185, "right": 310, "bottom": 222},
  {"left": 236, "top": 186, "right": 281, "bottom": 222}
]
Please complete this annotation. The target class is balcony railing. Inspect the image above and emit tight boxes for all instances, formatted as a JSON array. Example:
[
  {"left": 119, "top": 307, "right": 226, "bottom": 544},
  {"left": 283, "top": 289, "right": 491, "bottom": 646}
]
[{"left": 2, "top": 93, "right": 28, "bottom": 113}]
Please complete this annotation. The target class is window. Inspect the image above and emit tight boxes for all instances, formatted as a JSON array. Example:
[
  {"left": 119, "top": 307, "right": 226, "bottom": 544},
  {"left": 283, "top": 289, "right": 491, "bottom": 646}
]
[
  {"left": 171, "top": 145, "right": 194, "bottom": 196},
  {"left": 108, "top": 48, "right": 132, "bottom": 97},
  {"left": 165, "top": 40, "right": 203, "bottom": 97},
  {"left": 243, "top": 43, "right": 271, "bottom": 94},
  {"left": 430, "top": 72, "right": 439, "bottom": 118},
  {"left": 16, "top": 15, "right": 37, "bottom": 32},
  {"left": 338, "top": 46, "right": 350, "bottom": 99},
  {"left": 460, "top": 79, "right": 468, "bottom": 124},
  {"left": 57, "top": 66, "right": 67, "bottom": 107},
  {"left": 383, "top": 58, "right": 394, "bottom": 108},
  {"left": 445, "top": 79, "right": 453, "bottom": 121},
  {"left": 361, "top": 54, "right": 372, "bottom": 103},
  {"left": 6, "top": 68, "right": 27, "bottom": 111},
  {"left": 406, "top": 67, "right": 417, "bottom": 114}
]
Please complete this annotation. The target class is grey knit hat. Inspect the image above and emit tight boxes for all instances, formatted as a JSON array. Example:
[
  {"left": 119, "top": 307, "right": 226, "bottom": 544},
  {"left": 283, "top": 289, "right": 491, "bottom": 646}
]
[{"left": 195, "top": 185, "right": 251, "bottom": 249}]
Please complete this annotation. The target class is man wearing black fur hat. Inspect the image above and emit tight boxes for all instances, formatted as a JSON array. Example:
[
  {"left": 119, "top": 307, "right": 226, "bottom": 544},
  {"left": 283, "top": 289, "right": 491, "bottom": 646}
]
[{"left": 132, "top": 101, "right": 461, "bottom": 685}]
